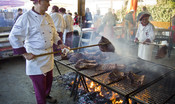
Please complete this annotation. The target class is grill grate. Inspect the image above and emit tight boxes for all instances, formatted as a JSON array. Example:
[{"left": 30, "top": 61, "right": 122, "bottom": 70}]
[
  {"left": 55, "top": 56, "right": 175, "bottom": 103},
  {"left": 130, "top": 71, "right": 175, "bottom": 104},
  {"left": 165, "top": 95, "right": 175, "bottom": 104}
]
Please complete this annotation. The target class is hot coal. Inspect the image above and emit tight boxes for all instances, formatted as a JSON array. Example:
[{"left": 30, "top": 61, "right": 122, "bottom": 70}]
[
  {"left": 74, "top": 59, "right": 99, "bottom": 70},
  {"left": 58, "top": 72, "right": 122, "bottom": 104},
  {"left": 78, "top": 92, "right": 112, "bottom": 104},
  {"left": 98, "top": 36, "right": 115, "bottom": 52}
]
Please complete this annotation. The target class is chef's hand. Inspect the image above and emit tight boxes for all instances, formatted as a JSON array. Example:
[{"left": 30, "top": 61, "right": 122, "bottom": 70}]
[
  {"left": 58, "top": 44, "right": 67, "bottom": 49},
  {"left": 134, "top": 38, "right": 139, "bottom": 43},
  {"left": 22, "top": 53, "right": 35, "bottom": 60},
  {"left": 143, "top": 39, "right": 151, "bottom": 44}
]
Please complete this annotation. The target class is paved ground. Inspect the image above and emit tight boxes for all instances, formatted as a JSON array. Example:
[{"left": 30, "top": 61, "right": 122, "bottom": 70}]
[
  {"left": 0, "top": 57, "right": 77, "bottom": 104},
  {"left": 0, "top": 42, "right": 174, "bottom": 104}
]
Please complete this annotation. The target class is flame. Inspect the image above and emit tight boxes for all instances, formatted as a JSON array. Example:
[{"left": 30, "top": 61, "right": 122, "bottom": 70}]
[
  {"left": 110, "top": 92, "right": 123, "bottom": 104},
  {"left": 110, "top": 92, "right": 118, "bottom": 100},
  {"left": 90, "top": 81, "right": 95, "bottom": 88},
  {"left": 134, "top": 89, "right": 151, "bottom": 103},
  {"left": 71, "top": 81, "right": 74, "bottom": 85},
  {"left": 116, "top": 100, "right": 123, "bottom": 104},
  {"left": 72, "top": 78, "right": 125, "bottom": 103},
  {"left": 95, "top": 85, "right": 101, "bottom": 92}
]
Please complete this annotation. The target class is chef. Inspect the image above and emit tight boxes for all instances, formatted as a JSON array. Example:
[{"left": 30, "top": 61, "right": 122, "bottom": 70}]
[
  {"left": 50, "top": 5, "right": 66, "bottom": 41},
  {"left": 8, "top": 0, "right": 66, "bottom": 104},
  {"left": 59, "top": 7, "right": 74, "bottom": 48},
  {"left": 134, "top": 13, "right": 155, "bottom": 61}
]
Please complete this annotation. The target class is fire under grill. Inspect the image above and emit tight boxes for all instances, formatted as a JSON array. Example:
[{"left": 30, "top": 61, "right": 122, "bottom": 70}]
[{"left": 54, "top": 55, "right": 175, "bottom": 104}]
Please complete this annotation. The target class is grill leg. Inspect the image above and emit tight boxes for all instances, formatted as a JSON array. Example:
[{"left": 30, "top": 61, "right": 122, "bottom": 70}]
[
  {"left": 54, "top": 60, "right": 61, "bottom": 75},
  {"left": 122, "top": 97, "right": 129, "bottom": 104},
  {"left": 132, "top": 101, "right": 137, "bottom": 104},
  {"left": 81, "top": 76, "right": 89, "bottom": 92},
  {"left": 70, "top": 73, "right": 78, "bottom": 97},
  {"left": 74, "top": 74, "right": 81, "bottom": 101}
]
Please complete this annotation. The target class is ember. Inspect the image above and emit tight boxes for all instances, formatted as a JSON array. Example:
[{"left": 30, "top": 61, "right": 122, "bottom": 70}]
[{"left": 58, "top": 72, "right": 124, "bottom": 104}]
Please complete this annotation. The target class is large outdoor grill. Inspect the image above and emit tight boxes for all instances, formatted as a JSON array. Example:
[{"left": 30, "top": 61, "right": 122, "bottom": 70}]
[{"left": 54, "top": 53, "right": 175, "bottom": 104}]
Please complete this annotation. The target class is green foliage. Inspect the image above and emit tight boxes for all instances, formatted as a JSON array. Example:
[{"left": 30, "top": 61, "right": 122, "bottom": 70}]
[{"left": 116, "top": 0, "right": 175, "bottom": 22}]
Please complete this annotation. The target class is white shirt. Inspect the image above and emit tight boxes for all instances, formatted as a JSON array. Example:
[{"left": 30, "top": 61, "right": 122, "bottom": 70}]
[
  {"left": 136, "top": 22, "right": 155, "bottom": 61},
  {"left": 50, "top": 12, "right": 66, "bottom": 33},
  {"left": 9, "top": 10, "right": 62, "bottom": 75},
  {"left": 63, "top": 14, "right": 73, "bottom": 32}
]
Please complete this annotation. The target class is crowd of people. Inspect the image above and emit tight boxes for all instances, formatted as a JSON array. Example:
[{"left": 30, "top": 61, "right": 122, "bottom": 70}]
[{"left": 9, "top": 0, "right": 175, "bottom": 103}]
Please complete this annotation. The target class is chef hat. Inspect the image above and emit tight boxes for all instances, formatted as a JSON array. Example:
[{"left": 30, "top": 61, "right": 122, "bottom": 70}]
[{"left": 139, "top": 13, "right": 150, "bottom": 21}]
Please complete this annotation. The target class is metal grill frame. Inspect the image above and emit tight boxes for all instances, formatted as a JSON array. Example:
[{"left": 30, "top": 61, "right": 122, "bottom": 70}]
[{"left": 54, "top": 56, "right": 175, "bottom": 104}]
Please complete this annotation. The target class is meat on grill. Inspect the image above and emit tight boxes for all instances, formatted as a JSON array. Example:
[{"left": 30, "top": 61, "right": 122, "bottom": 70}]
[
  {"left": 155, "top": 45, "right": 168, "bottom": 59},
  {"left": 96, "top": 64, "right": 118, "bottom": 71},
  {"left": 127, "top": 71, "right": 145, "bottom": 86},
  {"left": 95, "top": 64, "right": 126, "bottom": 71},
  {"left": 83, "top": 51, "right": 108, "bottom": 61},
  {"left": 109, "top": 70, "right": 126, "bottom": 81},
  {"left": 74, "top": 59, "right": 99, "bottom": 70},
  {"left": 98, "top": 36, "right": 115, "bottom": 52},
  {"left": 69, "top": 53, "right": 85, "bottom": 63},
  {"left": 68, "top": 51, "right": 110, "bottom": 63}
]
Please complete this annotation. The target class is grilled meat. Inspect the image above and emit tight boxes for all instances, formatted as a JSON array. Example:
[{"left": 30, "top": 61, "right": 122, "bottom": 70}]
[
  {"left": 127, "top": 71, "right": 145, "bottom": 86},
  {"left": 83, "top": 51, "right": 108, "bottom": 61},
  {"left": 74, "top": 59, "right": 99, "bottom": 70},
  {"left": 96, "top": 64, "right": 118, "bottom": 71},
  {"left": 117, "top": 64, "right": 126, "bottom": 70},
  {"left": 98, "top": 36, "right": 115, "bottom": 52},
  {"left": 69, "top": 53, "right": 85, "bottom": 63},
  {"left": 109, "top": 70, "right": 126, "bottom": 81}
]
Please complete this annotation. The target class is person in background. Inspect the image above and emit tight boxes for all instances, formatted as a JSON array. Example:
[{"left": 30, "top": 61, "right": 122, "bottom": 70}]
[
  {"left": 112, "top": 9, "right": 118, "bottom": 23},
  {"left": 134, "top": 14, "right": 155, "bottom": 61},
  {"left": 68, "top": 12, "right": 72, "bottom": 17},
  {"left": 93, "top": 9, "right": 102, "bottom": 34},
  {"left": 137, "top": 6, "right": 153, "bottom": 24},
  {"left": 59, "top": 7, "right": 74, "bottom": 48},
  {"left": 101, "top": 8, "right": 116, "bottom": 39},
  {"left": 124, "top": 10, "right": 135, "bottom": 41},
  {"left": 50, "top": 5, "right": 66, "bottom": 41},
  {"left": 84, "top": 8, "right": 92, "bottom": 28},
  {"left": 74, "top": 12, "right": 79, "bottom": 25},
  {"left": 67, "top": 10, "right": 71, "bottom": 14},
  {"left": 14, "top": 8, "right": 23, "bottom": 23},
  {"left": 93, "top": 9, "right": 101, "bottom": 23},
  {"left": 8, "top": 0, "right": 66, "bottom": 104}
]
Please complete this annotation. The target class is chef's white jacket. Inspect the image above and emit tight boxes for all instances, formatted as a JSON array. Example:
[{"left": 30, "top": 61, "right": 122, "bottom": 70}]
[
  {"left": 9, "top": 10, "right": 62, "bottom": 75},
  {"left": 63, "top": 14, "right": 73, "bottom": 32},
  {"left": 135, "top": 22, "right": 155, "bottom": 61},
  {"left": 50, "top": 12, "right": 66, "bottom": 33},
  {"left": 63, "top": 14, "right": 74, "bottom": 43}
]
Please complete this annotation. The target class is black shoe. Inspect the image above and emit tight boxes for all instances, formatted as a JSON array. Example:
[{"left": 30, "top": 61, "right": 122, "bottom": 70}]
[{"left": 46, "top": 95, "right": 57, "bottom": 103}]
